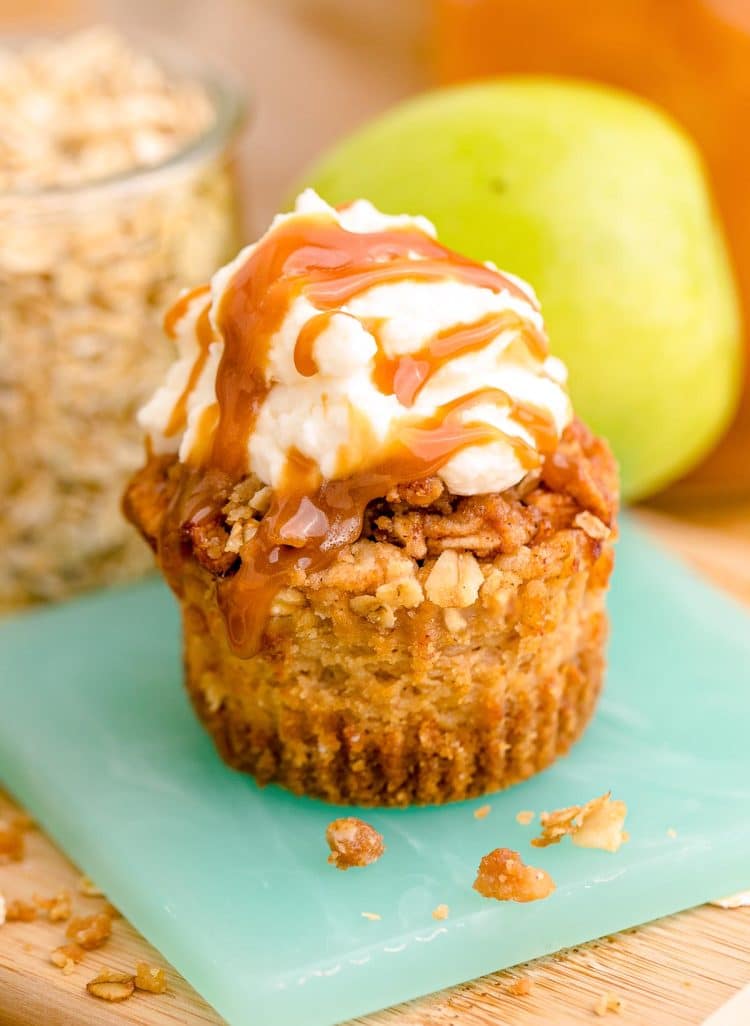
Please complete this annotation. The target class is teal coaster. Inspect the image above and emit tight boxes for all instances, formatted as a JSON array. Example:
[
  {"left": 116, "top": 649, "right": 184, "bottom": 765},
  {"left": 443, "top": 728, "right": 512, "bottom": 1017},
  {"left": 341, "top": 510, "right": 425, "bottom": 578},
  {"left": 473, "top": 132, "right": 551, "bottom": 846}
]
[{"left": 1, "top": 519, "right": 749, "bottom": 1026}]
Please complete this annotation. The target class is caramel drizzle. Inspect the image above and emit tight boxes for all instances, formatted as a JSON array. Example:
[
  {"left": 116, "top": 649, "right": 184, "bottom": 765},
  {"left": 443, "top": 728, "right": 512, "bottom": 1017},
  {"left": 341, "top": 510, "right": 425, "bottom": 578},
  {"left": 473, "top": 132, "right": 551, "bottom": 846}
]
[
  {"left": 163, "top": 283, "right": 210, "bottom": 339},
  {"left": 372, "top": 311, "right": 548, "bottom": 407},
  {"left": 208, "top": 216, "right": 540, "bottom": 478},
  {"left": 159, "top": 214, "right": 558, "bottom": 656},
  {"left": 164, "top": 302, "right": 215, "bottom": 438},
  {"left": 217, "top": 388, "right": 538, "bottom": 656}
]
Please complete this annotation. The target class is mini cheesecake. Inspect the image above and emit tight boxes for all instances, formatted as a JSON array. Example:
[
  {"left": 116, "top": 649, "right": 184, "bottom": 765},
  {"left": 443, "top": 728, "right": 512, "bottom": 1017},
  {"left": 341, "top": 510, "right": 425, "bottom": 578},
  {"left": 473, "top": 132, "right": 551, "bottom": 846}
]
[{"left": 125, "top": 190, "right": 618, "bottom": 806}]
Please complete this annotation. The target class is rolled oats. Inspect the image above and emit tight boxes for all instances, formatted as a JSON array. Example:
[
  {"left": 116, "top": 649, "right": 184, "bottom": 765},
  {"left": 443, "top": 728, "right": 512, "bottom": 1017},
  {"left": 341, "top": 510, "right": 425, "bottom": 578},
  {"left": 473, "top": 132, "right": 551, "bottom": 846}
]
[
  {"left": 86, "top": 968, "right": 135, "bottom": 1002},
  {"left": 425, "top": 550, "right": 484, "bottom": 608},
  {"left": 0, "top": 28, "right": 241, "bottom": 610}
]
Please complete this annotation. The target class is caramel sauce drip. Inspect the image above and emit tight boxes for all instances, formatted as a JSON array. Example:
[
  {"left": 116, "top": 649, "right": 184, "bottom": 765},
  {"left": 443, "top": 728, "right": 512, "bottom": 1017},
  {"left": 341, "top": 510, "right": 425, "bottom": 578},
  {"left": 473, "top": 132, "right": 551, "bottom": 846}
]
[
  {"left": 159, "top": 213, "right": 558, "bottom": 656},
  {"left": 293, "top": 310, "right": 340, "bottom": 377},
  {"left": 164, "top": 302, "right": 214, "bottom": 438},
  {"left": 163, "top": 283, "right": 210, "bottom": 339}
]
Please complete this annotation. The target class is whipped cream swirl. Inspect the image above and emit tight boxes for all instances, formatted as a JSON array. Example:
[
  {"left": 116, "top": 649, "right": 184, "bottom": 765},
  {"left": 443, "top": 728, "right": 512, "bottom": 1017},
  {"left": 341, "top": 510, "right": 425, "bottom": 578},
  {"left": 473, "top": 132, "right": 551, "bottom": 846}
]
[{"left": 140, "top": 189, "right": 572, "bottom": 496}]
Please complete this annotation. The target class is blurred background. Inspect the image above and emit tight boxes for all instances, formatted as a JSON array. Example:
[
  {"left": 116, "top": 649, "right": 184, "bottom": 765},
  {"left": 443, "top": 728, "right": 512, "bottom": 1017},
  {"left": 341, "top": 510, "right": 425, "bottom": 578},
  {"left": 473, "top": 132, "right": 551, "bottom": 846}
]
[
  {"left": 1, "top": 0, "right": 748, "bottom": 611},
  {"left": 0, "top": 0, "right": 429, "bottom": 230}
]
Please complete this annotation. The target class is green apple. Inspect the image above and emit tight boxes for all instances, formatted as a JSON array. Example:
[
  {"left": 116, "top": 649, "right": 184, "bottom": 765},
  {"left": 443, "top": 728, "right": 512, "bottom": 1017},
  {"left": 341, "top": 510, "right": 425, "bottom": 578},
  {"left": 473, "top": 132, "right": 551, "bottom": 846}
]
[{"left": 297, "top": 78, "right": 742, "bottom": 500}]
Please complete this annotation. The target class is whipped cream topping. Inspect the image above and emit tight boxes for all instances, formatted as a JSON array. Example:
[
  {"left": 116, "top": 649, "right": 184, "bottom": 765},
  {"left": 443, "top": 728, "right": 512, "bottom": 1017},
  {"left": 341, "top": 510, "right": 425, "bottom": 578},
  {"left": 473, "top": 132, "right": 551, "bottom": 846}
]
[{"left": 140, "top": 189, "right": 572, "bottom": 496}]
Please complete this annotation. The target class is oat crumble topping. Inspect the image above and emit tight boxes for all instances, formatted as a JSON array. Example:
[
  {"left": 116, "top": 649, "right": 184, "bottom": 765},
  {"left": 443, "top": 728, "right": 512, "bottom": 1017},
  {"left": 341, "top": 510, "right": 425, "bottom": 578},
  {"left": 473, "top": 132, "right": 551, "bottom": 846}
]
[
  {"left": 326, "top": 817, "right": 385, "bottom": 870},
  {"left": 532, "top": 792, "right": 628, "bottom": 852},
  {"left": 473, "top": 848, "right": 556, "bottom": 903}
]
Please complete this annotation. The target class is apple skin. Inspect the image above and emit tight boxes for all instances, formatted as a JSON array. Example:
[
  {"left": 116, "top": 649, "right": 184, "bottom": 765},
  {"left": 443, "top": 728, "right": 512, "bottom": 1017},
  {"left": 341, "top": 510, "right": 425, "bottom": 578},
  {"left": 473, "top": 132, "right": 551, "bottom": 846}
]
[{"left": 297, "top": 78, "right": 743, "bottom": 501}]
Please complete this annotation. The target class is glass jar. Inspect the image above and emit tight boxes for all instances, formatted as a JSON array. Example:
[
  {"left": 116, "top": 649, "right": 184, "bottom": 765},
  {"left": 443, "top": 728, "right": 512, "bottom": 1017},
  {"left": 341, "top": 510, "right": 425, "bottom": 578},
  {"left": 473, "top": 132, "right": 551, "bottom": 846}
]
[
  {"left": 434, "top": 0, "right": 750, "bottom": 502},
  {"left": 0, "top": 50, "right": 244, "bottom": 611}
]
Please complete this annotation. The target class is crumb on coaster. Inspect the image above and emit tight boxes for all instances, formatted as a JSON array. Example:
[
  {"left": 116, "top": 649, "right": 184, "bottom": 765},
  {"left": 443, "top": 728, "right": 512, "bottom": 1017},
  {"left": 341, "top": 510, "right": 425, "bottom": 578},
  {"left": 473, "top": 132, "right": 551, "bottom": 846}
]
[
  {"left": 361, "top": 911, "right": 381, "bottom": 921},
  {"left": 66, "top": 912, "right": 112, "bottom": 950},
  {"left": 34, "top": 890, "right": 72, "bottom": 922},
  {"left": 135, "top": 961, "right": 168, "bottom": 994},
  {"left": 86, "top": 969, "right": 135, "bottom": 1002},
  {"left": 5, "top": 899, "right": 37, "bottom": 923},
  {"left": 710, "top": 891, "right": 750, "bottom": 909},
  {"left": 78, "top": 876, "right": 104, "bottom": 897},
  {"left": 326, "top": 817, "right": 385, "bottom": 870},
  {"left": 532, "top": 792, "right": 627, "bottom": 852},
  {"left": 432, "top": 904, "right": 449, "bottom": 920},
  {"left": 594, "top": 991, "right": 624, "bottom": 1016},
  {"left": 473, "top": 804, "right": 491, "bottom": 820},
  {"left": 666, "top": 828, "right": 677, "bottom": 839},
  {"left": 507, "top": 977, "right": 533, "bottom": 997},
  {"left": 473, "top": 848, "right": 555, "bottom": 903},
  {"left": 0, "top": 822, "right": 26, "bottom": 862},
  {"left": 516, "top": 810, "right": 535, "bottom": 826},
  {"left": 50, "top": 943, "right": 85, "bottom": 970}
]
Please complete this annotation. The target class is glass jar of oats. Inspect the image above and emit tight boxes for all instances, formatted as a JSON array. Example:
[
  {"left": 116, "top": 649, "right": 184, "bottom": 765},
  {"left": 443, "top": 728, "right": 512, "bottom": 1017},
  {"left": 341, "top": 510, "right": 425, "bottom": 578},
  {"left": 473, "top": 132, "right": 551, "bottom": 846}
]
[{"left": 0, "top": 29, "right": 244, "bottom": 610}]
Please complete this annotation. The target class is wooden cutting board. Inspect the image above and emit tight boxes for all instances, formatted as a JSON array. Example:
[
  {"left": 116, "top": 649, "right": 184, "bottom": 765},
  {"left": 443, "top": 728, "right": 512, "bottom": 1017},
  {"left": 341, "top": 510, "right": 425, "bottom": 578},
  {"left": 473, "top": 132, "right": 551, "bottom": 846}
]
[{"left": 1, "top": 504, "right": 749, "bottom": 1026}]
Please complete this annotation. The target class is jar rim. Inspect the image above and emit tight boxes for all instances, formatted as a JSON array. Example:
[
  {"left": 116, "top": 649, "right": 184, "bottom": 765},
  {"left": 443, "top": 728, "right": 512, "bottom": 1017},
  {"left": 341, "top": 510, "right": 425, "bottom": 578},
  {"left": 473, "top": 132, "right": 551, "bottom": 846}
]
[{"left": 0, "top": 32, "right": 246, "bottom": 204}]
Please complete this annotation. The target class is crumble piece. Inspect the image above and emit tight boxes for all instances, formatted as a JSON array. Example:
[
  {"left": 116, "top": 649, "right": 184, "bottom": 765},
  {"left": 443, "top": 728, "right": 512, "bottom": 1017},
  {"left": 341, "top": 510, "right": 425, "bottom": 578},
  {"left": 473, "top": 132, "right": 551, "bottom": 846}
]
[
  {"left": 66, "top": 912, "right": 112, "bottom": 950},
  {"left": 574, "top": 511, "right": 611, "bottom": 541},
  {"left": 443, "top": 607, "right": 467, "bottom": 633},
  {"left": 326, "top": 817, "right": 385, "bottom": 870},
  {"left": 86, "top": 969, "right": 135, "bottom": 1002},
  {"left": 50, "top": 944, "right": 85, "bottom": 970},
  {"left": 35, "top": 890, "right": 72, "bottom": 922},
  {"left": 594, "top": 991, "right": 624, "bottom": 1016},
  {"left": 77, "top": 876, "right": 104, "bottom": 897},
  {"left": 0, "top": 822, "right": 25, "bottom": 862},
  {"left": 374, "top": 577, "right": 423, "bottom": 610},
  {"left": 507, "top": 977, "right": 533, "bottom": 996},
  {"left": 710, "top": 891, "right": 750, "bottom": 909},
  {"left": 666, "top": 828, "right": 678, "bottom": 839},
  {"left": 473, "top": 805, "right": 491, "bottom": 820},
  {"left": 5, "top": 899, "right": 37, "bottom": 922},
  {"left": 432, "top": 904, "right": 449, "bottom": 921},
  {"left": 473, "top": 848, "right": 556, "bottom": 903},
  {"left": 361, "top": 912, "right": 381, "bottom": 921},
  {"left": 425, "top": 550, "right": 484, "bottom": 608},
  {"left": 135, "top": 961, "right": 168, "bottom": 994},
  {"left": 516, "top": 810, "right": 535, "bottom": 826},
  {"left": 349, "top": 575, "right": 423, "bottom": 629},
  {"left": 348, "top": 595, "right": 395, "bottom": 629},
  {"left": 532, "top": 792, "right": 627, "bottom": 852}
]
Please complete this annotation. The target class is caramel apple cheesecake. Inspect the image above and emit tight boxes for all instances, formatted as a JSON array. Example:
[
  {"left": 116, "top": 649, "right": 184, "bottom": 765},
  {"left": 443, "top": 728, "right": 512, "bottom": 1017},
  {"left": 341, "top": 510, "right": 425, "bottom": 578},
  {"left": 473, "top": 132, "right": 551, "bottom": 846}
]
[{"left": 124, "top": 190, "right": 618, "bottom": 806}]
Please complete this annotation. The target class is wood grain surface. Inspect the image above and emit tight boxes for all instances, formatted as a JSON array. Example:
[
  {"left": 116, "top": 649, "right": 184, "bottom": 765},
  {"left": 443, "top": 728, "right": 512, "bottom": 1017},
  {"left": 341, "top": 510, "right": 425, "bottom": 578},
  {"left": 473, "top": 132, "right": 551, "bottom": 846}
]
[{"left": 1, "top": 506, "right": 749, "bottom": 1026}]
